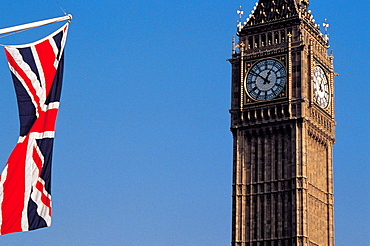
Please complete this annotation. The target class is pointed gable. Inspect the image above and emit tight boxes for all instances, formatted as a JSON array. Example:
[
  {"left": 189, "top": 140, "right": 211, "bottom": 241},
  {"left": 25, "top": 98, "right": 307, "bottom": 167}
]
[{"left": 245, "top": 0, "right": 301, "bottom": 27}]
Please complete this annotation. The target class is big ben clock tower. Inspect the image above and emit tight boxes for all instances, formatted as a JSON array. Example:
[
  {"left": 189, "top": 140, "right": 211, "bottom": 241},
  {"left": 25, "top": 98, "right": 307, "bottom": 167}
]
[{"left": 228, "top": 1, "right": 335, "bottom": 245}]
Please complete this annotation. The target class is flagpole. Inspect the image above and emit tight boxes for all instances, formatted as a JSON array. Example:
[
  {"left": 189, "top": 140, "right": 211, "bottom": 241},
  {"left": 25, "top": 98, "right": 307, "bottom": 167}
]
[{"left": 0, "top": 14, "right": 72, "bottom": 35}]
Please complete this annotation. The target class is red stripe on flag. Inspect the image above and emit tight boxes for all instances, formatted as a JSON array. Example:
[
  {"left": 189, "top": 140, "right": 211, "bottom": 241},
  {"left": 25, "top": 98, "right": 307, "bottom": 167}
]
[
  {"left": 4, "top": 49, "right": 42, "bottom": 112},
  {"left": 32, "top": 147, "right": 43, "bottom": 174},
  {"left": 30, "top": 108, "right": 59, "bottom": 133},
  {"left": 1, "top": 140, "right": 28, "bottom": 234},
  {"left": 35, "top": 181, "right": 52, "bottom": 216},
  {"left": 35, "top": 40, "right": 56, "bottom": 95}
]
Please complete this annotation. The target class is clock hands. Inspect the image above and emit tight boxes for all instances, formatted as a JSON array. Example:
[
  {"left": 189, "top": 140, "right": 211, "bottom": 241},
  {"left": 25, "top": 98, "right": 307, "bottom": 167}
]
[
  {"left": 254, "top": 69, "right": 273, "bottom": 84},
  {"left": 263, "top": 69, "right": 273, "bottom": 84},
  {"left": 253, "top": 73, "right": 269, "bottom": 84}
]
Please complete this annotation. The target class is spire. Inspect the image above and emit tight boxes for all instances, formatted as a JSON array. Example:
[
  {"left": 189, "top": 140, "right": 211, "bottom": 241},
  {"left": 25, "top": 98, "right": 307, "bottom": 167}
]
[
  {"left": 237, "top": 0, "right": 329, "bottom": 45},
  {"left": 243, "top": 0, "right": 309, "bottom": 27}
]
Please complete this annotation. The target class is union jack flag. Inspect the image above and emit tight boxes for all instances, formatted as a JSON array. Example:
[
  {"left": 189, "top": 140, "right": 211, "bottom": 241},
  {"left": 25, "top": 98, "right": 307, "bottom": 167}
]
[{"left": 0, "top": 23, "right": 69, "bottom": 235}]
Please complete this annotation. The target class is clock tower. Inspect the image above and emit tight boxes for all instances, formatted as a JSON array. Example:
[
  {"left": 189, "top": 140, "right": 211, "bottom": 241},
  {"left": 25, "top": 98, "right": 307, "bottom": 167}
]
[{"left": 228, "top": 1, "right": 335, "bottom": 245}]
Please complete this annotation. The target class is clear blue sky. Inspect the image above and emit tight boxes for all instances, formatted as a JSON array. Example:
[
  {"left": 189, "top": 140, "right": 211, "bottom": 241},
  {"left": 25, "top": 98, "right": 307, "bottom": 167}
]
[{"left": 0, "top": 0, "right": 368, "bottom": 245}]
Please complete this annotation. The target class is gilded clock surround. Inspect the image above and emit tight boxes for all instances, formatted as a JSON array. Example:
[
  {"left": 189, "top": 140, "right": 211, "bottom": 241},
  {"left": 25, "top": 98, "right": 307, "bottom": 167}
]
[
  {"left": 228, "top": 1, "right": 336, "bottom": 245},
  {"left": 245, "top": 58, "right": 287, "bottom": 101}
]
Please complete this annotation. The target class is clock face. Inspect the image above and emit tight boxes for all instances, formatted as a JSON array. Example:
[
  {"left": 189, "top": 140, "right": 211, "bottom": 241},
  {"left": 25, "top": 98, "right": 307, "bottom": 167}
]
[
  {"left": 245, "top": 59, "right": 287, "bottom": 101},
  {"left": 313, "top": 65, "right": 330, "bottom": 108}
]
